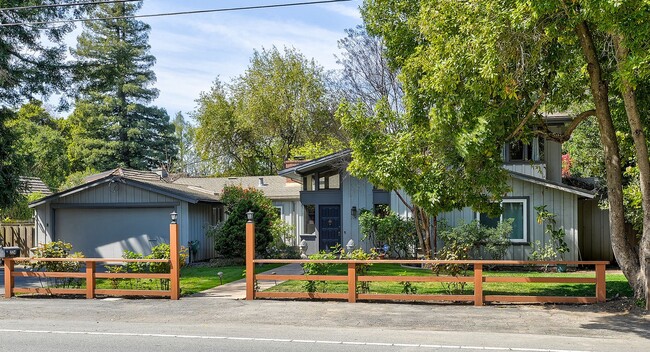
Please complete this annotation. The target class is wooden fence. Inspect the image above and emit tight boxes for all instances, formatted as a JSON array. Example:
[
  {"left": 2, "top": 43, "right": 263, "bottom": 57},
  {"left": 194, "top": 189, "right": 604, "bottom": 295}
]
[
  {"left": 0, "top": 221, "right": 35, "bottom": 256},
  {"left": 3, "top": 223, "right": 181, "bottom": 300},
  {"left": 244, "top": 219, "right": 608, "bottom": 305}
]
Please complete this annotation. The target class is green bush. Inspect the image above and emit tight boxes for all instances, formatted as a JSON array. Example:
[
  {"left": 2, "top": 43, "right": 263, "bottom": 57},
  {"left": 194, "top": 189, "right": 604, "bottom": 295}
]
[
  {"left": 28, "top": 241, "right": 85, "bottom": 288},
  {"left": 210, "top": 186, "right": 278, "bottom": 258},
  {"left": 359, "top": 208, "right": 417, "bottom": 258},
  {"left": 437, "top": 220, "right": 512, "bottom": 260}
]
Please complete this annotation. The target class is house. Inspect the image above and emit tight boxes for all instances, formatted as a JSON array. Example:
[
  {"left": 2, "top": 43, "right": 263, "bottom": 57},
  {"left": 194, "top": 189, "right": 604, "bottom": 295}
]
[
  {"left": 172, "top": 175, "right": 303, "bottom": 245},
  {"left": 279, "top": 130, "right": 610, "bottom": 261},
  {"left": 29, "top": 168, "right": 222, "bottom": 261},
  {"left": 19, "top": 176, "right": 53, "bottom": 197}
]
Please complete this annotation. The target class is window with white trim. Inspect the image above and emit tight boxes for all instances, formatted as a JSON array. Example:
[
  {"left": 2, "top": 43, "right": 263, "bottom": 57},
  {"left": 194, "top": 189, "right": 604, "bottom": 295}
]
[{"left": 476, "top": 199, "right": 528, "bottom": 243}]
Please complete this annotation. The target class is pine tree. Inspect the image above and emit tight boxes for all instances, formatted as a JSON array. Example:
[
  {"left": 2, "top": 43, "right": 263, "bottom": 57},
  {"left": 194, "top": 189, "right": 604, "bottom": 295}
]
[{"left": 68, "top": 1, "right": 176, "bottom": 171}]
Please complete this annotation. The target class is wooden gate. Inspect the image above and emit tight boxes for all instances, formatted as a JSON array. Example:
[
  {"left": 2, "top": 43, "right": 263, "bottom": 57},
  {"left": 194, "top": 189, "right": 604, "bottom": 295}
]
[{"left": 0, "top": 221, "right": 36, "bottom": 256}]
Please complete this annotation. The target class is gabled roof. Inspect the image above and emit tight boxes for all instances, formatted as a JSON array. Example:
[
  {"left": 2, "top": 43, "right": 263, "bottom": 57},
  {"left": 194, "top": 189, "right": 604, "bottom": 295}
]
[
  {"left": 173, "top": 175, "right": 300, "bottom": 200},
  {"left": 278, "top": 149, "right": 351, "bottom": 181},
  {"left": 19, "top": 177, "right": 52, "bottom": 196},
  {"left": 29, "top": 168, "right": 220, "bottom": 208},
  {"left": 508, "top": 171, "right": 596, "bottom": 198}
]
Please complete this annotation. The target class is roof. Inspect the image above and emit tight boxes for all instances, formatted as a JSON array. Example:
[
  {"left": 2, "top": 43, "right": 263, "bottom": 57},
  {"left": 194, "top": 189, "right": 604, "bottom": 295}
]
[
  {"left": 278, "top": 149, "right": 351, "bottom": 181},
  {"left": 19, "top": 177, "right": 52, "bottom": 196},
  {"left": 508, "top": 171, "right": 596, "bottom": 198},
  {"left": 30, "top": 168, "right": 220, "bottom": 207},
  {"left": 173, "top": 175, "right": 301, "bottom": 200}
]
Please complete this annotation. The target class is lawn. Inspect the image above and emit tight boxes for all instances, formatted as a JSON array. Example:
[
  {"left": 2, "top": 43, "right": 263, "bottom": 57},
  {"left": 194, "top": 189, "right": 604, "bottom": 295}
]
[
  {"left": 266, "top": 263, "right": 633, "bottom": 298},
  {"left": 93, "top": 263, "right": 283, "bottom": 296}
]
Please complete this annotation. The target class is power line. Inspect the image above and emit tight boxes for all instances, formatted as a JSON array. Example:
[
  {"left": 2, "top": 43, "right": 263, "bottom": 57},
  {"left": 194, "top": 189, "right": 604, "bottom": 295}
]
[
  {"left": 0, "top": 0, "right": 140, "bottom": 12},
  {"left": 0, "top": 0, "right": 353, "bottom": 27}
]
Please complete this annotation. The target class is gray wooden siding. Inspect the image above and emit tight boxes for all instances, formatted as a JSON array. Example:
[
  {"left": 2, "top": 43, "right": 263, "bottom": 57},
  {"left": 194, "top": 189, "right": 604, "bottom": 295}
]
[
  {"left": 438, "top": 177, "right": 580, "bottom": 261},
  {"left": 57, "top": 182, "right": 177, "bottom": 204},
  {"left": 502, "top": 164, "right": 546, "bottom": 179},
  {"left": 273, "top": 200, "right": 302, "bottom": 246},
  {"left": 341, "top": 171, "right": 375, "bottom": 251},
  {"left": 578, "top": 199, "right": 613, "bottom": 261},
  {"left": 187, "top": 203, "right": 216, "bottom": 261}
]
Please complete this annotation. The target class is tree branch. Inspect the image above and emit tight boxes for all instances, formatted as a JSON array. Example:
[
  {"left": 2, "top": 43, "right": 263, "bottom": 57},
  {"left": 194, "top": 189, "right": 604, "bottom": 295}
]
[
  {"left": 507, "top": 92, "right": 546, "bottom": 140},
  {"left": 536, "top": 109, "right": 596, "bottom": 142}
]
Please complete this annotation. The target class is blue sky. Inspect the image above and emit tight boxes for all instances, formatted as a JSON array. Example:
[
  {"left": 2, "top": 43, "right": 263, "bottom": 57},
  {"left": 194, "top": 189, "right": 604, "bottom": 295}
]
[{"left": 126, "top": 0, "right": 363, "bottom": 118}]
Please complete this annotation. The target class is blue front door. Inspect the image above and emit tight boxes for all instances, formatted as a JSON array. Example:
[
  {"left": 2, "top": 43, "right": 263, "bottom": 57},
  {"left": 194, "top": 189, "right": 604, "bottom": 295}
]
[{"left": 318, "top": 205, "right": 341, "bottom": 251}]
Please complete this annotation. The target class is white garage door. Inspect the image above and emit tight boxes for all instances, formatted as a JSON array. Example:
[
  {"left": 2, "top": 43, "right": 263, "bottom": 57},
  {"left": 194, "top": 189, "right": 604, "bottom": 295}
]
[{"left": 54, "top": 207, "right": 173, "bottom": 258}]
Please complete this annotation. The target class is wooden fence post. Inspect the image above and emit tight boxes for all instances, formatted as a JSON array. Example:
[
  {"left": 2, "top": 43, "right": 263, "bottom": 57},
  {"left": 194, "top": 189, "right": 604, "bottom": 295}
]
[
  {"left": 4, "top": 258, "right": 14, "bottom": 298},
  {"left": 594, "top": 263, "right": 606, "bottom": 303},
  {"left": 86, "top": 261, "right": 96, "bottom": 299},
  {"left": 474, "top": 263, "right": 484, "bottom": 306},
  {"left": 348, "top": 263, "right": 357, "bottom": 303},
  {"left": 170, "top": 220, "right": 180, "bottom": 300},
  {"left": 245, "top": 211, "right": 255, "bottom": 300}
]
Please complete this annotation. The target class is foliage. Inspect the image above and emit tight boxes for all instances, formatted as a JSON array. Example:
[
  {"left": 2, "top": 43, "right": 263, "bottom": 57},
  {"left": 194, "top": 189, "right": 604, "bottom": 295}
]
[
  {"left": 67, "top": 1, "right": 177, "bottom": 171},
  {"left": 0, "top": 109, "right": 26, "bottom": 212},
  {"left": 194, "top": 47, "right": 343, "bottom": 175},
  {"left": 266, "top": 221, "right": 300, "bottom": 259},
  {"left": 531, "top": 205, "right": 569, "bottom": 261},
  {"left": 437, "top": 220, "right": 512, "bottom": 261},
  {"left": 358, "top": 208, "right": 417, "bottom": 258},
  {"left": 58, "top": 168, "right": 99, "bottom": 191},
  {"left": 210, "top": 186, "right": 277, "bottom": 258},
  {"left": 28, "top": 241, "right": 85, "bottom": 289},
  {"left": 170, "top": 112, "right": 202, "bottom": 175},
  {"left": 302, "top": 250, "right": 338, "bottom": 293},
  {"left": 1, "top": 192, "right": 45, "bottom": 222},
  {"left": 147, "top": 243, "right": 189, "bottom": 290}
]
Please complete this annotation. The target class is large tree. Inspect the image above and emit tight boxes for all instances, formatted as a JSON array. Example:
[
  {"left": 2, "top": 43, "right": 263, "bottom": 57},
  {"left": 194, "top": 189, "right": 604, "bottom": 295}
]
[
  {"left": 68, "top": 1, "right": 176, "bottom": 171},
  {"left": 360, "top": 0, "right": 650, "bottom": 301},
  {"left": 0, "top": 0, "right": 82, "bottom": 209},
  {"left": 194, "top": 47, "right": 340, "bottom": 176}
]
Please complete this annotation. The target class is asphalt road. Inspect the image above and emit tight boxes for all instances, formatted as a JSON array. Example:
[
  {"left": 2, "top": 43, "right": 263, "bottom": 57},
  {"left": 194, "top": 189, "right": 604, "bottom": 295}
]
[{"left": 0, "top": 295, "right": 648, "bottom": 352}]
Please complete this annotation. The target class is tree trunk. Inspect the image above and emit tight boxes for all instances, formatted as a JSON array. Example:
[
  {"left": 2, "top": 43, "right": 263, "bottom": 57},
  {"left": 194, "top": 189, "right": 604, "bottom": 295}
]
[
  {"left": 613, "top": 34, "right": 650, "bottom": 301},
  {"left": 577, "top": 22, "right": 642, "bottom": 295}
]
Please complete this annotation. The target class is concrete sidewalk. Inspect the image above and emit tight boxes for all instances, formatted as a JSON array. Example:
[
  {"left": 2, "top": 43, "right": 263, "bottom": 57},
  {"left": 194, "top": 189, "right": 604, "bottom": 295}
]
[{"left": 191, "top": 263, "right": 303, "bottom": 299}]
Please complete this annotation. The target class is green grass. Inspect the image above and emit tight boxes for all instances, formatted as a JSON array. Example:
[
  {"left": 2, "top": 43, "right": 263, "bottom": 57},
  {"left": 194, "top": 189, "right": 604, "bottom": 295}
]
[
  {"left": 267, "top": 263, "right": 633, "bottom": 298},
  {"left": 93, "top": 263, "right": 283, "bottom": 296}
]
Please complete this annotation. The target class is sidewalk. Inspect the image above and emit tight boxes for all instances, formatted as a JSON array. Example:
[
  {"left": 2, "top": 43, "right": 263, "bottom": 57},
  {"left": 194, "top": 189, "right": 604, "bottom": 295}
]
[{"left": 191, "top": 263, "right": 303, "bottom": 299}]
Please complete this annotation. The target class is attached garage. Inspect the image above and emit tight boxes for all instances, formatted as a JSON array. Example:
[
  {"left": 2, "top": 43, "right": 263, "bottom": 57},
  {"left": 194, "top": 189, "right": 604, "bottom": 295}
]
[{"left": 30, "top": 168, "right": 222, "bottom": 260}]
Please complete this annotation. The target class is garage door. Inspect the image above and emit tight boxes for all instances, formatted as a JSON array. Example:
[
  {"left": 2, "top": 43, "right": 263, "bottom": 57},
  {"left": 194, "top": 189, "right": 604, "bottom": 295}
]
[{"left": 54, "top": 207, "right": 173, "bottom": 258}]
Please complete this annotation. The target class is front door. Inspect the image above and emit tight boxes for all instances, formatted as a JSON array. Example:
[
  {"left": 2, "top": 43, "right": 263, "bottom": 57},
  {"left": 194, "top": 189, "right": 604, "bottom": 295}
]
[{"left": 318, "top": 205, "right": 341, "bottom": 251}]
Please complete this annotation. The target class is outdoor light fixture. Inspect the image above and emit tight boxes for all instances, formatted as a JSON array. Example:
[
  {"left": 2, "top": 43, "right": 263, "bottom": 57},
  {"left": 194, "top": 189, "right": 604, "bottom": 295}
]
[
  {"left": 170, "top": 211, "right": 178, "bottom": 224},
  {"left": 246, "top": 210, "right": 254, "bottom": 222},
  {"left": 351, "top": 206, "right": 358, "bottom": 218}
]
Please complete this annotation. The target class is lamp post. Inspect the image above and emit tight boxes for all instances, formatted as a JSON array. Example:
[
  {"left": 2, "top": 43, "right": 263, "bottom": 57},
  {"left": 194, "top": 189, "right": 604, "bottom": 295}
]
[
  {"left": 245, "top": 210, "right": 255, "bottom": 300},
  {"left": 169, "top": 210, "right": 180, "bottom": 300}
]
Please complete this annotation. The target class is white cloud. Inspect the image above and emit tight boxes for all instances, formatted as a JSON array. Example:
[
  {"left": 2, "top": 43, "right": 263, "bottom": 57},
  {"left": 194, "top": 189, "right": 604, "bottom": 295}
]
[{"left": 319, "top": 2, "right": 362, "bottom": 20}]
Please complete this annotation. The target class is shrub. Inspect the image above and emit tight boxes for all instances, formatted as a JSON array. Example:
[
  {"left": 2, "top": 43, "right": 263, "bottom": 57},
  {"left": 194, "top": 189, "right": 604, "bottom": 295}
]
[
  {"left": 29, "top": 241, "right": 85, "bottom": 288},
  {"left": 437, "top": 220, "right": 512, "bottom": 260},
  {"left": 359, "top": 208, "right": 417, "bottom": 258}
]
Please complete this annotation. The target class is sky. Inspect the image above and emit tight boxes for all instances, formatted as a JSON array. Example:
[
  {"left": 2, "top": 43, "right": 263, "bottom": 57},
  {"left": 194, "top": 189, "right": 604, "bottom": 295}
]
[{"left": 89, "top": 0, "right": 365, "bottom": 118}]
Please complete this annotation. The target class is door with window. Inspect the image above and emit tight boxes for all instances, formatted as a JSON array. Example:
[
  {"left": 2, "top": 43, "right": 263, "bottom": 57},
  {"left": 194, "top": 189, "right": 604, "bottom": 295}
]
[{"left": 318, "top": 205, "right": 341, "bottom": 251}]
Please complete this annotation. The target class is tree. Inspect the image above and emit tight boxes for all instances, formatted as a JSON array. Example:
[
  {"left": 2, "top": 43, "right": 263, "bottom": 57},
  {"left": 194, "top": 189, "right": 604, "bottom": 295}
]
[
  {"left": 68, "top": 1, "right": 176, "bottom": 171},
  {"left": 211, "top": 186, "right": 278, "bottom": 258},
  {"left": 7, "top": 101, "right": 69, "bottom": 190},
  {"left": 170, "top": 112, "right": 201, "bottom": 175},
  {"left": 195, "top": 47, "right": 341, "bottom": 175},
  {"left": 0, "top": 0, "right": 82, "bottom": 210},
  {"left": 361, "top": 0, "right": 650, "bottom": 300}
]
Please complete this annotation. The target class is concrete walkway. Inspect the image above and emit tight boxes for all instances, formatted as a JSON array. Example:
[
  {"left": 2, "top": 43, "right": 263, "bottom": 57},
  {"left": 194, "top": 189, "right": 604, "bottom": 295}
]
[{"left": 192, "top": 263, "right": 304, "bottom": 299}]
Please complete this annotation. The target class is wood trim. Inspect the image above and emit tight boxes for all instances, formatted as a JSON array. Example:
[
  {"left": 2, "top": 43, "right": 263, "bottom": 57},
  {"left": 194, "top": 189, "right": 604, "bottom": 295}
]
[
  {"left": 255, "top": 274, "right": 347, "bottom": 281},
  {"left": 474, "top": 264, "right": 484, "bottom": 306},
  {"left": 245, "top": 221, "right": 255, "bottom": 301},
  {"left": 255, "top": 292, "right": 348, "bottom": 300},
  {"left": 94, "top": 289, "right": 171, "bottom": 297},
  {"left": 357, "top": 294, "right": 475, "bottom": 302},
  {"left": 357, "top": 276, "right": 473, "bottom": 283},
  {"left": 51, "top": 202, "right": 179, "bottom": 209},
  {"left": 10, "top": 257, "right": 169, "bottom": 263},
  {"left": 253, "top": 259, "right": 609, "bottom": 265},
  {"left": 484, "top": 277, "right": 596, "bottom": 283},
  {"left": 348, "top": 263, "right": 357, "bottom": 303},
  {"left": 95, "top": 273, "right": 170, "bottom": 279},
  {"left": 13, "top": 272, "right": 86, "bottom": 278},
  {"left": 485, "top": 295, "right": 597, "bottom": 304},
  {"left": 86, "top": 262, "right": 95, "bottom": 299},
  {"left": 13, "top": 288, "right": 85, "bottom": 295}
]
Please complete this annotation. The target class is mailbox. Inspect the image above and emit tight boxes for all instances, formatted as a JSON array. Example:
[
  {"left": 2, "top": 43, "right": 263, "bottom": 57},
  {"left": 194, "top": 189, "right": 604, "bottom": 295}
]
[{"left": 0, "top": 246, "right": 20, "bottom": 258}]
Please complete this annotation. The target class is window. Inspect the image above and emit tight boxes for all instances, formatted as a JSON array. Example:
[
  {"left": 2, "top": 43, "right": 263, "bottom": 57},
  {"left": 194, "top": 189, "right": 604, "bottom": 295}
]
[
  {"left": 211, "top": 206, "right": 224, "bottom": 225},
  {"left": 318, "top": 170, "right": 340, "bottom": 190},
  {"left": 505, "top": 137, "right": 544, "bottom": 163},
  {"left": 477, "top": 199, "right": 527, "bottom": 242},
  {"left": 304, "top": 205, "right": 315, "bottom": 234},
  {"left": 303, "top": 174, "right": 317, "bottom": 191}
]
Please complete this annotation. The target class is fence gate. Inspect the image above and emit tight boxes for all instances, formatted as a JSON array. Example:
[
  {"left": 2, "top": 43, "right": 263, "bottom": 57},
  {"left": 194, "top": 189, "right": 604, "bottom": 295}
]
[{"left": 0, "top": 221, "right": 35, "bottom": 256}]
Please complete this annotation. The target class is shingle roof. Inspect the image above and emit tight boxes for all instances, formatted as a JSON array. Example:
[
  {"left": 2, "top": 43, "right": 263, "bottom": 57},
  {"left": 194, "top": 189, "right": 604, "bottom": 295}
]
[
  {"left": 173, "top": 175, "right": 301, "bottom": 200},
  {"left": 19, "top": 177, "right": 52, "bottom": 196}
]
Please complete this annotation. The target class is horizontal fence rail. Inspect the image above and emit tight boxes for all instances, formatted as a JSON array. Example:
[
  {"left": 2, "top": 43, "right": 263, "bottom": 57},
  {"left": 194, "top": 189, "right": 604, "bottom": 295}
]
[
  {"left": 3, "top": 257, "right": 176, "bottom": 299},
  {"left": 249, "top": 259, "right": 609, "bottom": 306}
]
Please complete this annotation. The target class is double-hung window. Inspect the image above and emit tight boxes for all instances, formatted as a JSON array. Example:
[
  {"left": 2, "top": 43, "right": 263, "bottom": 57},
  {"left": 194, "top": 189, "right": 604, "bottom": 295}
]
[{"left": 477, "top": 199, "right": 528, "bottom": 243}]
